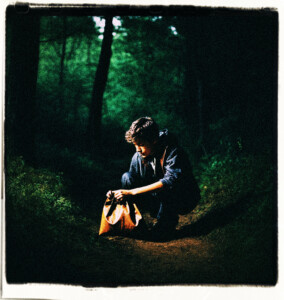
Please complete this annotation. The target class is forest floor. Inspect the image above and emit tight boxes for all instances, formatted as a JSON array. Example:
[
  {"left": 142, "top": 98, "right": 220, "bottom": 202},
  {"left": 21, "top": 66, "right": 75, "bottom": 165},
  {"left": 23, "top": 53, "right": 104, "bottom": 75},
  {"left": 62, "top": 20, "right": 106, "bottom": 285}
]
[
  {"left": 69, "top": 193, "right": 277, "bottom": 287},
  {"left": 5, "top": 154, "right": 276, "bottom": 286},
  {"left": 82, "top": 211, "right": 217, "bottom": 286}
]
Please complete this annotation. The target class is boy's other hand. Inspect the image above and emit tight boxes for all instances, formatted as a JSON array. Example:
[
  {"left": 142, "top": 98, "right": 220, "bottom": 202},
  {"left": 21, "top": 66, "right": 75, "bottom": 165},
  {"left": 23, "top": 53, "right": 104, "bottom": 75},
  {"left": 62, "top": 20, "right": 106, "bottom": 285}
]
[{"left": 106, "top": 190, "right": 113, "bottom": 198}]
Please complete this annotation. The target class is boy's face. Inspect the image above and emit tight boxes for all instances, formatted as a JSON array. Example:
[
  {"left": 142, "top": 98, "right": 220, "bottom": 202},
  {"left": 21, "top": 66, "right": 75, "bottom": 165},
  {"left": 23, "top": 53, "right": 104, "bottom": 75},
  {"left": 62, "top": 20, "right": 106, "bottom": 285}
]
[{"left": 133, "top": 139, "right": 156, "bottom": 159}]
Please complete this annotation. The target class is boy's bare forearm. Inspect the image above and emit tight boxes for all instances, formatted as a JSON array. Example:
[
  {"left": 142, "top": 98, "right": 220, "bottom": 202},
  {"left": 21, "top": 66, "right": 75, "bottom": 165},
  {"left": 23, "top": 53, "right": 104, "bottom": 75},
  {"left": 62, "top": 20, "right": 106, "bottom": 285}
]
[
  {"left": 107, "top": 181, "right": 164, "bottom": 201},
  {"left": 131, "top": 181, "right": 163, "bottom": 195}
]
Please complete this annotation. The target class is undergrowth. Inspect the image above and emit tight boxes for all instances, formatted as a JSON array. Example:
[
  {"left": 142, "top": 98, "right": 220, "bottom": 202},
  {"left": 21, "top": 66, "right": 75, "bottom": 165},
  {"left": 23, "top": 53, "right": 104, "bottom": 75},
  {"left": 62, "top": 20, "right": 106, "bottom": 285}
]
[
  {"left": 194, "top": 152, "right": 274, "bottom": 215},
  {"left": 5, "top": 155, "right": 97, "bottom": 282},
  {"left": 192, "top": 152, "right": 277, "bottom": 284}
]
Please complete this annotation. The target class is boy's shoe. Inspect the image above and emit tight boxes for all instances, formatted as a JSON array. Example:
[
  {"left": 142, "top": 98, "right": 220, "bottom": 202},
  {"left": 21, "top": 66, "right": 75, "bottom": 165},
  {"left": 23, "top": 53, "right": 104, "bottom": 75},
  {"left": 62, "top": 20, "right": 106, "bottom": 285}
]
[
  {"left": 149, "top": 221, "right": 176, "bottom": 242},
  {"left": 128, "top": 219, "right": 149, "bottom": 240}
]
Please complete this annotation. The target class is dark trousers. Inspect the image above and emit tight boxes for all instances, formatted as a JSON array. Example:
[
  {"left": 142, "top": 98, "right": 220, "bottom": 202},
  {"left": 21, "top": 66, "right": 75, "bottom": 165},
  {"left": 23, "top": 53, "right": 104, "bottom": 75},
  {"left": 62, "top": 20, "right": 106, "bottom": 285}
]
[{"left": 121, "top": 172, "right": 179, "bottom": 227}]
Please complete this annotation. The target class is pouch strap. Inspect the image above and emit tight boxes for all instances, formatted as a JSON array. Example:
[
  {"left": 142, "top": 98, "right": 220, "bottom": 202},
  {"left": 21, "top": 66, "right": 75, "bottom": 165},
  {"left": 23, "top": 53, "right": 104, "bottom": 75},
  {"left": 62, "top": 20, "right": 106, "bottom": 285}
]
[{"left": 106, "top": 195, "right": 117, "bottom": 217}]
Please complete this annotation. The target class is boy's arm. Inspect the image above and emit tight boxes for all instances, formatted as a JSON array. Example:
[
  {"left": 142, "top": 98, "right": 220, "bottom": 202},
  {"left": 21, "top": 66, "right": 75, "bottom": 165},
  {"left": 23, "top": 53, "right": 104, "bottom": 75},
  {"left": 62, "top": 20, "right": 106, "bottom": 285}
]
[
  {"left": 131, "top": 180, "right": 163, "bottom": 195},
  {"left": 112, "top": 181, "right": 164, "bottom": 200}
]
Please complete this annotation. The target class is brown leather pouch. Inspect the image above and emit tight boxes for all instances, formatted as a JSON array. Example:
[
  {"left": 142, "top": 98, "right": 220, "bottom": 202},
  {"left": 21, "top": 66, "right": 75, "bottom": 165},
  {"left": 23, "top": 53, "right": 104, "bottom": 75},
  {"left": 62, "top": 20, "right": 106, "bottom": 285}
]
[{"left": 99, "top": 195, "right": 143, "bottom": 236}]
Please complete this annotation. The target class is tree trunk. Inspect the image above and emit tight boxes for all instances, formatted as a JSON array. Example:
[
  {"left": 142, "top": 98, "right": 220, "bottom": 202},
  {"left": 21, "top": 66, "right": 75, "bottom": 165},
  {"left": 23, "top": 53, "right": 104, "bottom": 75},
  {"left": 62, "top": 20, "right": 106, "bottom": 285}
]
[
  {"left": 175, "top": 17, "right": 207, "bottom": 157},
  {"left": 87, "top": 16, "right": 114, "bottom": 154},
  {"left": 6, "top": 8, "right": 40, "bottom": 164},
  {"left": 59, "top": 16, "right": 67, "bottom": 112}
]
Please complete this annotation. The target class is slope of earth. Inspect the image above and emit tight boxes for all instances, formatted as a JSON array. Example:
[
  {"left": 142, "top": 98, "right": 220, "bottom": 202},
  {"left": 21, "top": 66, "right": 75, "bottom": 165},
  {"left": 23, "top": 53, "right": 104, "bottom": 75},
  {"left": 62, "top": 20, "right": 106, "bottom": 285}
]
[{"left": 70, "top": 193, "right": 277, "bottom": 287}]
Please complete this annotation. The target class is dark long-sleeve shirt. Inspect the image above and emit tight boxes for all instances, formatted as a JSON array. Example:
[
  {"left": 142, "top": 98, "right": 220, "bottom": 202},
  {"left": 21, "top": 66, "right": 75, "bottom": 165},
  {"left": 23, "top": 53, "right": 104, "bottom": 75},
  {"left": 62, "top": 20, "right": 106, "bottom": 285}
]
[{"left": 128, "top": 129, "right": 200, "bottom": 196}]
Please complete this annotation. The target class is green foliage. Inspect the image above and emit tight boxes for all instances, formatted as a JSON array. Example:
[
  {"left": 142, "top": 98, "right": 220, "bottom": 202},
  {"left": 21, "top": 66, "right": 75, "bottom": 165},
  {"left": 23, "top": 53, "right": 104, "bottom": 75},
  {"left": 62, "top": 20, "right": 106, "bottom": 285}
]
[
  {"left": 6, "top": 155, "right": 82, "bottom": 237},
  {"left": 103, "top": 16, "right": 185, "bottom": 131},
  {"left": 196, "top": 152, "right": 274, "bottom": 211},
  {"left": 37, "top": 16, "right": 101, "bottom": 141},
  {"left": 5, "top": 156, "right": 96, "bottom": 281},
  {"left": 31, "top": 14, "right": 276, "bottom": 165}
]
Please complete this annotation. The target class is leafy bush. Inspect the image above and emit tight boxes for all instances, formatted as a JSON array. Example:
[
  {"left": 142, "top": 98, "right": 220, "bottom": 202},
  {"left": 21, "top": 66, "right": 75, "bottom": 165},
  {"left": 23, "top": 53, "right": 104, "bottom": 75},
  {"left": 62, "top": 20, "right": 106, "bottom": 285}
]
[
  {"left": 195, "top": 152, "right": 274, "bottom": 211},
  {"left": 5, "top": 156, "right": 94, "bottom": 282}
]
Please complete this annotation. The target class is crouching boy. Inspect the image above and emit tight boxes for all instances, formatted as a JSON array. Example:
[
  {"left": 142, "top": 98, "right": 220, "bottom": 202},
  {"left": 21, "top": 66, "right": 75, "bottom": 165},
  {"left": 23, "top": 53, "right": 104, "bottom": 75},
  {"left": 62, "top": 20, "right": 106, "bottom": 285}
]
[{"left": 106, "top": 116, "right": 200, "bottom": 241}]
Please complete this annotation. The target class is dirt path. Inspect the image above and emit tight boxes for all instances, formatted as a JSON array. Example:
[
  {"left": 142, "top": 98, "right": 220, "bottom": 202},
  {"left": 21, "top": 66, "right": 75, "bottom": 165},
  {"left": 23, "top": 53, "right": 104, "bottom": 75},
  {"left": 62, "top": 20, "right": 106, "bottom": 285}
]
[
  {"left": 70, "top": 197, "right": 276, "bottom": 286},
  {"left": 105, "top": 212, "right": 214, "bottom": 260},
  {"left": 71, "top": 209, "right": 225, "bottom": 286}
]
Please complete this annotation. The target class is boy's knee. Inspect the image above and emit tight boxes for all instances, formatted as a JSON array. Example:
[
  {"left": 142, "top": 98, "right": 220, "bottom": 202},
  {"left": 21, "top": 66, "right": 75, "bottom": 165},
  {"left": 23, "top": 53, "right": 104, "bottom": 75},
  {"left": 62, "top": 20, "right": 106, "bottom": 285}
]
[
  {"left": 121, "top": 171, "right": 131, "bottom": 181},
  {"left": 121, "top": 172, "right": 134, "bottom": 188}
]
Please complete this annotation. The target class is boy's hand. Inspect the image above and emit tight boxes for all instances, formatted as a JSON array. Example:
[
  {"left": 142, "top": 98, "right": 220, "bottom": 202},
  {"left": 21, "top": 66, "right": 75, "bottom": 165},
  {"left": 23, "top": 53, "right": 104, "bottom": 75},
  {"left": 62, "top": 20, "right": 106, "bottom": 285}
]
[{"left": 113, "top": 189, "right": 133, "bottom": 201}]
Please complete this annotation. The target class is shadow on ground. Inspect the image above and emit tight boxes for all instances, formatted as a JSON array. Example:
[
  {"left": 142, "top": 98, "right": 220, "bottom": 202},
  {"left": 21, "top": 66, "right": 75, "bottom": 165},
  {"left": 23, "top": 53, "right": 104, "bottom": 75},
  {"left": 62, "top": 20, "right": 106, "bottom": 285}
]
[
  {"left": 175, "top": 192, "right": 254, "bottom": 240},
  {"left": 110, "top": 192, "right": 255, "bottom": 243}
]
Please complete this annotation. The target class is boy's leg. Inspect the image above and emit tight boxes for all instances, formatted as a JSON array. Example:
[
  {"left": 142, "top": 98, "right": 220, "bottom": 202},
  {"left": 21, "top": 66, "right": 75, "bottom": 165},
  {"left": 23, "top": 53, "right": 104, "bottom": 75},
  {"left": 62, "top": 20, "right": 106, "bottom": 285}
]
[
  {"left": 121, "top": 172, "right": 159, "bottom": 214},
  {"left": 121, "top": 172, "right": 179, "bottom": 225},
  {"left": 156, "top": 202, "right": 179, "bottom": 227},
  {"left": 121, "top": 172, "right": 140, "bottom": 189},
  {"left": 150, "top": 190, "right": 179, "bottom": 241},
  {"left": 156, "top": 189, "right": 179, "bottom": 224}
]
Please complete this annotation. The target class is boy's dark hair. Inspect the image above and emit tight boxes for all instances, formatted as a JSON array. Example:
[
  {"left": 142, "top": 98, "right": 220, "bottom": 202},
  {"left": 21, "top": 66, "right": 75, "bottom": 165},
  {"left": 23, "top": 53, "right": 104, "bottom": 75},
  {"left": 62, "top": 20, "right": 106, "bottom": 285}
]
[{"left": 125, "top": 117, "right": 159, "bottom": 144}]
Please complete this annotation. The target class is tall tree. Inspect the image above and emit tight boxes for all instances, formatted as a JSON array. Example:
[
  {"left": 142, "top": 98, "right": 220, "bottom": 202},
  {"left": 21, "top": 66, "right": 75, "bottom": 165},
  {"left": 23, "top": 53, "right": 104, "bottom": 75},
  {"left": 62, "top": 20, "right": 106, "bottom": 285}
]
[
  {"left": 6, "top": 8, "right": 40, "bottom": 163},
  {"left": 87, "top": 16, "right": 114, "bottom": 153},
  {"left": 174, "top": 17, "right": 208, "bottom": 156},
  {"left": 58, "top": 16, "right": 67, "bottom": 112}
]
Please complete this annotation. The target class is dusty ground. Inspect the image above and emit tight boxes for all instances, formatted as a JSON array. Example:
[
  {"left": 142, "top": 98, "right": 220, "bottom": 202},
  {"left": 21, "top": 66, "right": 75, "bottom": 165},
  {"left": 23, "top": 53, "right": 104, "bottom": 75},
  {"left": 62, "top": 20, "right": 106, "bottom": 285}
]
[
  {"left": 68, "top": 196, "right": 276, "bottom": 287},
  {"left": 69, "top": 208, "right": 241, "bottom": 286}
]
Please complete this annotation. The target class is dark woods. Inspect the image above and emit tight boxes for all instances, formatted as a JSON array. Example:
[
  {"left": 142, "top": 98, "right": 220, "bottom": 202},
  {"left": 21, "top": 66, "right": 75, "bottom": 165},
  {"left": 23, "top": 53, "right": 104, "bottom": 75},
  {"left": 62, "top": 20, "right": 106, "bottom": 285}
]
[
  {"left": 5, "top": 6, "right": 278, "bottom": 285},
  {"left": 6, "top": 11, "right": 40, "bottom": 163},
  {"left": 6, "top": 8, "right": 277, "bottom": 162}
]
